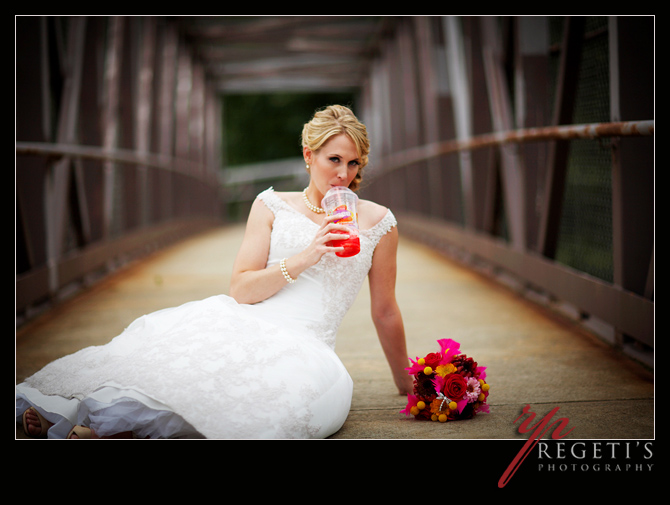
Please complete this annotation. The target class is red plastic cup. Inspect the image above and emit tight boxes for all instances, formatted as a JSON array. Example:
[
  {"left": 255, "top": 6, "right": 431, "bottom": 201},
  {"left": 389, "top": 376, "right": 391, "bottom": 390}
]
[{"left": 321, "top": 187, "right": 360, "bottom": 257}]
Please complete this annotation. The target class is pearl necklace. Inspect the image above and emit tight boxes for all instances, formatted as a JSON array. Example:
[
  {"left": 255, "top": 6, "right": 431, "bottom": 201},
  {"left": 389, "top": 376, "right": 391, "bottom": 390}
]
[{"left": 302, "top": 188, "right": 324, "bottom": 213}]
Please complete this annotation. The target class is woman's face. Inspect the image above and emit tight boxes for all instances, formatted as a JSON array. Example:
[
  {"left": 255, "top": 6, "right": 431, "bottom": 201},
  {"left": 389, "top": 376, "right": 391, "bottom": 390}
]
[{"left": 304, "top": 133, "right": 361, "bottom": 197}]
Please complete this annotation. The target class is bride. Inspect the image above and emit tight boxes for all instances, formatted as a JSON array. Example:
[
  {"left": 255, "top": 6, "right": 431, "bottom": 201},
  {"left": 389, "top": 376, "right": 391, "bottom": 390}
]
[{"left": 16, "top": 105, "right": 413, "bottom": 439}]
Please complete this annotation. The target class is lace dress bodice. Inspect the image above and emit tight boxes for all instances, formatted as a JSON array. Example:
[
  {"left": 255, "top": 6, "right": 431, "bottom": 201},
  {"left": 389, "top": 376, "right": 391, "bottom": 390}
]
[{"left": 250, "top": 188, "right": 398, "bottom": 348}]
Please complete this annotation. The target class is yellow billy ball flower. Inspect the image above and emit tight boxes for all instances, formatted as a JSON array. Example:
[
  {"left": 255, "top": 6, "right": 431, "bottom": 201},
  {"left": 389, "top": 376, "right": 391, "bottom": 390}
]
[
  {"left": 423, "top": 366, "right": 433, "bottom": 375},
  {"left": 482, "top": 383, "right": 490, "bottom": 392},
  {"left": 448, "top": 401, "right": 457, "bottom": 410},
  {"left": 417, "top": 401, "right": 426, "bottom": 410},
  {"left": 439, "top": 414, "right": 448, "bottom": 422}
]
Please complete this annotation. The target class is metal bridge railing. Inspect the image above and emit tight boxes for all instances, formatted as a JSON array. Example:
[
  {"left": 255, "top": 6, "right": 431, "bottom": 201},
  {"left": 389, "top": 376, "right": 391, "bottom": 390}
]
[
  {"left": 16, "top": 143, "right": 222, "bottom": 323},
  {"left": 16, "top": 17, "right": 224, "bottom": 324},
  {"left": 370, "top": 120, "right": 654, "bottom": 176},
  {"left": 362, "top": 119, "right": 654, "bottom": 366},
  {"left": 354, "top": 16, "right": 653, "bottom": 367}
]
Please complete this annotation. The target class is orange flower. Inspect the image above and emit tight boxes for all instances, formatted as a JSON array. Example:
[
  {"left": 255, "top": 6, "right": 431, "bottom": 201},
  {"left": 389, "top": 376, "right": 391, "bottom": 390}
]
[{"left": 436, "top": 363, "right": 456, "bottom": 377}]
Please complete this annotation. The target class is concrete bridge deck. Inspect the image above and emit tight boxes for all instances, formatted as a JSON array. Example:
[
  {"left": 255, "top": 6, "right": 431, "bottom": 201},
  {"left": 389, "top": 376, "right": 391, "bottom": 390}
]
[{"left": 15, "top": 224, "right": 654, "bottom": 440}]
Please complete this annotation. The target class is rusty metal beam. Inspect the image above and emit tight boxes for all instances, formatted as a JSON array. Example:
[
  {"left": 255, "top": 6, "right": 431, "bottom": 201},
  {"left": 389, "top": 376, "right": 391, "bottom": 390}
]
[
  {"left": 15, "top": 142, "right": 216, "bottom": 184},
  {"left": 443, "top": 16, "right": 476, "bottom": 229},
  {"left": 515, "top": 16, "right": 551, "bottom": 252},
  {"left": 537, "top": 16, "right": 586, "bottom": 258},
  {"left": 45, "top": 16, "right": 87, "bottom": 294},
  {"left": 369, "top": 119, "right": 654, "bottom": 176},
  {"left": 481, "top": 16, "right": 527, "bottom": 251}
]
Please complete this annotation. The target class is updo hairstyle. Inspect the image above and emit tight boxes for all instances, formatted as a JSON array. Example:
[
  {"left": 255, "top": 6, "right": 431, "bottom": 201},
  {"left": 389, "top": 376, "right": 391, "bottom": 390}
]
[{"left": 301, "top": 105, "right": 369, "bottom": 191}]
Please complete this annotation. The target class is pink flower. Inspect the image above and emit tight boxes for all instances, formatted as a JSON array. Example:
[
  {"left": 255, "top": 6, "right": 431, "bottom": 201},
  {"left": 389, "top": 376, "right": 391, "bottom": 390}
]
[
  {"left": 400, "top": 394, "right": 420, "bottom": 416},
  {"left": 456, "top": 398, "right": 469, "bottom": 414},
  {"left": 437, "top": 338, "right": 461, "bottom": 364},
  {"left": 465, "top": 377, "right": 481, "bottom": 403},
  {"left": 405, "top": 359, "right": 425, "bottom": 375}
]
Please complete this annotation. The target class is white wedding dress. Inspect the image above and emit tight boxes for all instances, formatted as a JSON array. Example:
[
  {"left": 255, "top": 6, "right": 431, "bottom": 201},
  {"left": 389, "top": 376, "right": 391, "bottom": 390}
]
[{"left": 16, "top": 188, "right": 397, "bottom": 439}]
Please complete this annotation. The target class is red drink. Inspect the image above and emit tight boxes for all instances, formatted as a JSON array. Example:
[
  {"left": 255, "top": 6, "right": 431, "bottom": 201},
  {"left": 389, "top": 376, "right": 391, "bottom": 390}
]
[
  {"left": 321, "top": 187, "right": 361, "bottom": 258},
  {"left": 328, "top": 230, "right": 360, "bottom": 257}
]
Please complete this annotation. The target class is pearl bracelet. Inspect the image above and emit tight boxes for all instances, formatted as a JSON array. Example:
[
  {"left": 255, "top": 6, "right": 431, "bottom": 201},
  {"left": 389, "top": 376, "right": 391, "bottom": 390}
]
[{"left": 280, "top": 258, "right": 296, "bottom": 284}]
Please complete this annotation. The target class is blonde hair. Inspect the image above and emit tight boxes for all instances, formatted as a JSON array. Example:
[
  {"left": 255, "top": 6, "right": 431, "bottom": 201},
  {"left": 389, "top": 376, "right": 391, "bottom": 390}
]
[{"left": 301, "top": 105, "right": 369, "bottom": 191}]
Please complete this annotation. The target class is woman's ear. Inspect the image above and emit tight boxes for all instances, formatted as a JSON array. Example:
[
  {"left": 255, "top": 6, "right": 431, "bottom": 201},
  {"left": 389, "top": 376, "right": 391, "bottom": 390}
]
[{"left": 303, "top": 146, "right": 312, "bottom": 166}]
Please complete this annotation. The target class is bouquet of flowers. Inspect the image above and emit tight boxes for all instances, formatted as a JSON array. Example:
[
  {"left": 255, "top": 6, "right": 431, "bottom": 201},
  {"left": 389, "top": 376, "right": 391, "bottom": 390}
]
[{"left": 401, "top": 338, "right": 490, "bottom": 422}]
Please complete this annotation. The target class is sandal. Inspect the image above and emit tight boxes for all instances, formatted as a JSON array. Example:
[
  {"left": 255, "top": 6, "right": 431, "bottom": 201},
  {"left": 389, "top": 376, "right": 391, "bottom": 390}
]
[
  {"left": 67, "top": 426, "right": 92, "bottom": 439},
  {"left": 22, "top": 407, "right": 50, "bottom": 438}
]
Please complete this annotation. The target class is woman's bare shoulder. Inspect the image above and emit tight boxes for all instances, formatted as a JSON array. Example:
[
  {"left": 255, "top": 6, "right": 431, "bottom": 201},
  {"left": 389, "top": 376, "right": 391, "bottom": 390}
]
[{"left": 358, "top": 198, "right": 390, "bottom": 230}]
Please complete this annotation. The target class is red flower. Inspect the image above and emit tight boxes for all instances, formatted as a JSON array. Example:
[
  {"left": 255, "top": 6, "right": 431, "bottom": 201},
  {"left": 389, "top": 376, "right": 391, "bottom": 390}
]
[
  {"left": 443, "top": 374, "right": 467, "bottom": 401},
  {"left": 423, "top": 352, "right": 442, "bottom": 369}
]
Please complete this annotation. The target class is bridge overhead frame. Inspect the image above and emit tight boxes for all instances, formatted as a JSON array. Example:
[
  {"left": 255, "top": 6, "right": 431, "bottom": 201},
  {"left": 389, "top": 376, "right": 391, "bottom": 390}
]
[{"left": 16, "top": 16, "right": 653, "bottom": 366}]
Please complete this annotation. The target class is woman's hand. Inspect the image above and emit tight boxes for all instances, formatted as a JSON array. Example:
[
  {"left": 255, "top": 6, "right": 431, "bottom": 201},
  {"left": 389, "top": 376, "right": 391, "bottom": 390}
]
[
  {"left": 394, "top": 369, "right": 415, "bottom": 396},
  {"left": 231, "top": 199, "right": 351, "bottom": 304},
  {"left": 299, "top": 213, "right": 351, "bottom": 267}
]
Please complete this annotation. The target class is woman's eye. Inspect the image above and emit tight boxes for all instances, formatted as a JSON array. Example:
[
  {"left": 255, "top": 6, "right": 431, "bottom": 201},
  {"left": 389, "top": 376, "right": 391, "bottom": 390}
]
[{"left": 329, "top": 157, "right": 359, "bottom": 168}]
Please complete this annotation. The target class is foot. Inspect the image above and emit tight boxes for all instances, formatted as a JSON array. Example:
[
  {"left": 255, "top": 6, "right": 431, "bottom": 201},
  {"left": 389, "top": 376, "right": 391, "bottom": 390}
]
[
  {"left": 22, "top": 407, "right": 52, "bottom": 437},
  {"left": 67, "top": 426, "right": 93, "bottom": 439},
  {"left": 67, "top": 426, "right": 136, "bottom": 439}
]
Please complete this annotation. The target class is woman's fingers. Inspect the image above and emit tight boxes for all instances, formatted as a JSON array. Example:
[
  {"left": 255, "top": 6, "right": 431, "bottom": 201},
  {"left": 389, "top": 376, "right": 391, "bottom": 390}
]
[
  {"left": 304, "top": 214, "right": 352, "bottom": 260},
  {"left": 321, "top": 216, "right": 350, "bottom": 233},
  {"left": 322, "top": 227, "right": 350, "bottom": 246}
]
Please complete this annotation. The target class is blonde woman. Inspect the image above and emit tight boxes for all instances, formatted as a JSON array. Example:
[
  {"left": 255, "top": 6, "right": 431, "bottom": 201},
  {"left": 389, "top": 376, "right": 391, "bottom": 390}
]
[{"left": 17, "top": 105, "right": 412, "bottom": 439}]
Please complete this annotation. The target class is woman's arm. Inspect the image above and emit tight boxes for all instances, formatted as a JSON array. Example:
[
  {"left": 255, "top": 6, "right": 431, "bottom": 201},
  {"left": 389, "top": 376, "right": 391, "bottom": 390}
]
[
  {"left": 229, "top": 196, "right": 350, "bottom": 304},
  {"left": 368, "top": 225, "right": 414, "bottom": 396},
  {"left": 229, "top": 197, "right": 282, "bottom": 304}
]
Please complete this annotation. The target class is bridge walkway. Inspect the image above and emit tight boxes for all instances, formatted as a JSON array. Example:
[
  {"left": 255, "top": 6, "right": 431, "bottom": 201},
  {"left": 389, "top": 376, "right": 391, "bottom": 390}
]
[{"left": 16, "top": 225, "right": 654, "bottom": 440}]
